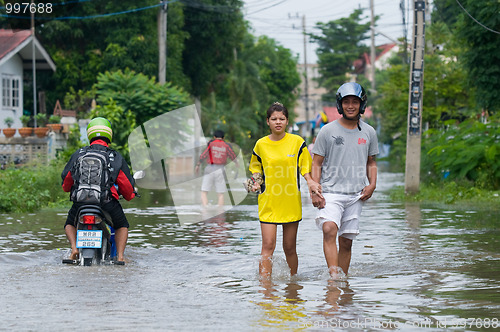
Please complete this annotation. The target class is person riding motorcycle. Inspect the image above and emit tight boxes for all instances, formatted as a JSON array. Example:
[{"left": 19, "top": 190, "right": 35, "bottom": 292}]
[{"left": 61, "top": 117, "right": 136, "bottom": 263}]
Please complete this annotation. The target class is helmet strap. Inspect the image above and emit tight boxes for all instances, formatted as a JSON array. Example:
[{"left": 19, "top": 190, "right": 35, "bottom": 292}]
[{"left": 341, "top": 113, "right": 362, "bottom": 131}]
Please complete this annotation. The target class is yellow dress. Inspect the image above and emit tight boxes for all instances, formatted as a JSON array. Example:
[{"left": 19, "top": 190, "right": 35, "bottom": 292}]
[{"left": 249, "top": 133, "right": 312, "bottom": 224}]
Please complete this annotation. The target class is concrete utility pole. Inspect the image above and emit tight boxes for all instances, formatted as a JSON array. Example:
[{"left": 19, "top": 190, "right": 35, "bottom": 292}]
[
  {"left": 302, "top": 14, "right": 310, "bottom": 139},
  {"left": 405, "top": 0, "right": 426, "bottom": 193},
  {"left": 370, "top": 0, "right": 376, "bottom": 93},
  {"left": 158, "top": 0, "right": 167, "bottom": 84},
  {"left": 400, "top": 0, "right": 409, "bottom": 64}
]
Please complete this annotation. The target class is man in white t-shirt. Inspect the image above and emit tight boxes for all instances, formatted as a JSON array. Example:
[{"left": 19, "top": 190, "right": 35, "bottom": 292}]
[{"left": 311, "top": 82, "right": 379, "bottom": 277}]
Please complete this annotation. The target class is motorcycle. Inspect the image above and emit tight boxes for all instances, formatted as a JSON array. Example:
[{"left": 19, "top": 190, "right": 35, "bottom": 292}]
[
  {"left": 62, "top": 205, "right": 119, "bottom": 266},
  {"left": 62, "top": 171, "right": 143, "bottom": 266}
]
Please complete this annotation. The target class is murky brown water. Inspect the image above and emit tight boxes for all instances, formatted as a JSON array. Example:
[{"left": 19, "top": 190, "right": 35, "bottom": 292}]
[{"left": 1, "top": 172, "right": 499, "bottom": 331}]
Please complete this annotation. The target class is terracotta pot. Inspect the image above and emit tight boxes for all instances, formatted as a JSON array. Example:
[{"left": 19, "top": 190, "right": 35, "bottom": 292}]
[
  {"left": 3, "top": 128, "right": 16, "bottom": 138},
  {"left": 18, "top": 127, "right": 33, "bottom": 138},
  {"left": 34, "top": 127, "right": 49, "bottom": 138},
  {"left": 47, "top": 123, "right": 63, "bottom": 133}
]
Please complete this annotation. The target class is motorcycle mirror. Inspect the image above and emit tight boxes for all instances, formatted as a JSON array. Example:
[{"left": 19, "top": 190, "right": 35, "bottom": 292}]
[{"left": 133, "top": 170, "right": 145, "bottom": 180}]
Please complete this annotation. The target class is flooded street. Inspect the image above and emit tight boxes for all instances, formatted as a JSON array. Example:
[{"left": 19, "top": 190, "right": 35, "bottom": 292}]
[{"left": 1, "top": 172, "right": 500, "bottom": 331}]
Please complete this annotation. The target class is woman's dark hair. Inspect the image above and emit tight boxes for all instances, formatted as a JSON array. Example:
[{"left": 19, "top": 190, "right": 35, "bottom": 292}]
[{"left": 266, "top": 102, "right": 289, "bottom": 120}]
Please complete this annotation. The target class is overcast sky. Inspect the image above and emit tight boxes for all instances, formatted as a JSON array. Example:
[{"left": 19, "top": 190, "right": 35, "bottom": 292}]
[{"left": 243, "top": 0, "right": 412, "bottom": 64}]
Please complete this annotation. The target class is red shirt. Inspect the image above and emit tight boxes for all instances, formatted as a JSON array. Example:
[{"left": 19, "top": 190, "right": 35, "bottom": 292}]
[{"left": 198, "top": 139, "right": 237, "bottom": 165}]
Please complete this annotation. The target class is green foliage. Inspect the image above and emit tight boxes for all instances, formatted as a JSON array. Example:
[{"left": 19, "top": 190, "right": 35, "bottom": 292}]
[
  {"left": 3, "top": 117, "right": 14, "bottom": 128},
  {"left": 30, "top": 0, "right": 161, "bottom": 113},
  {"left": 390, "top": 181, "right": 500, "bottom": 205},
  {"left": 422, "top": 115, "right": 500, "bottom": 189},
  {"left": 201, "top": 34, "right": 301, "bottom": 152},
  {"left": 95, "top": 69, "right": 191, "bottom": 126},
  {"left": 64, "top": 87, "right": 97, "bottom": 118},
  {"left": 20, "top": 115, "right": 31, "bottom": 127},
  {"left": 59, "top": 123, "right": 86, "bottom": 163},
  {"left": 35, "top": 113, "right": 47, "bottom": 127},
  {"left": 375, "top": 20, "right": 476, "bottom": 169},
  {"left": 0, "top": 160, "right": 68, "bottom": 213},
  {"left": 48, "top": 115, "right": 61, "bottom": 124},
  {"left": 433, "top": 0, "right": 500, "bottom": 112},
  {"left": 165, "top": 2, "right": 191, "bottom": 91},
  {"left": 182, "top": 0, "right": 247, "bottom": 98},
  {"left": 309, "top": 9, "right": 371, "bottom": 102}
]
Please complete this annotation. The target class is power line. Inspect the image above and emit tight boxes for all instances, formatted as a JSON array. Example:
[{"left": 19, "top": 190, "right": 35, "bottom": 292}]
[
  {"left": 245, "top": 0, "right": 288, "bottom": 15},
  {"left": 455, "top": 0, "right": 500, "bottom": 35}
]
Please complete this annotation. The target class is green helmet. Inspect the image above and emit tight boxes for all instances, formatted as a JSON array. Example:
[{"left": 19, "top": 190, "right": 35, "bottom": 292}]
[{"left": 87, "top": 117, "right": 113, "bottom": 142}]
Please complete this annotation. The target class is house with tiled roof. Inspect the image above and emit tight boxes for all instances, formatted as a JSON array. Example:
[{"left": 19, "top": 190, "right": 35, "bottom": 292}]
[
  {"left": 353, "top": 43, "right": 399, "bottom": 82},
  {"left": 0, "top": 29, "right": 56, "bottom": 131}
]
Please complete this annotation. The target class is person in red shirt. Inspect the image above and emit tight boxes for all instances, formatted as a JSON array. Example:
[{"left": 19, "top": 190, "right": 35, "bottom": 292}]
[
  {"left": 195, "top": 130, "right": 238, "bottom": 206},
  {"left": 61, "top": 117, "right": 135, "bottom": 262}
]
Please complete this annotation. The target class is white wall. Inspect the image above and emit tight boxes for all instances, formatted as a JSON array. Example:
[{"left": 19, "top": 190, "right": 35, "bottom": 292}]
[{"left": 0, "top": 54, "right": 24, "bottom": 129}]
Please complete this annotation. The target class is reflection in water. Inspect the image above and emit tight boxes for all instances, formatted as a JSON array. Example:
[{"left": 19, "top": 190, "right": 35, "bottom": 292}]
[
  {"left": 317, "top": 280, "right": 353, "bottom": 317},
  {"left": 200, "top": 207, "right": 229, "bottom": 247},
  {"left": 405, "top": 202, "right": 422, "bottom": 253},
  {"left": 255, "top": 278, "right": 307, "bottom": 329}
]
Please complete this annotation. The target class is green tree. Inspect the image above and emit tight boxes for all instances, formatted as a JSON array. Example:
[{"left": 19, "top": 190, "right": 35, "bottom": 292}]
[
  {"left": 201, "top": 34, "right": 301, "bottom": 152},
  {"left": 95, "top": 69, "right": 191, "bottom": 126},
  {"left": 181, "top": 0, "right": 247, "bottom": 99},
  {"left": 309, "top": 9, "right": 371, "bottom": 102},
  {"left": 433, "top": 0, "right": 500, "bottom": 112},
  {"left": 423, "top": 115, "right": 500, "bottom": 189},
  {"left": 375, "top": 20, "right": 474, "bottom": 169},
  {"left": 35, "top": 1, "right": 161, "bottom": 102}
]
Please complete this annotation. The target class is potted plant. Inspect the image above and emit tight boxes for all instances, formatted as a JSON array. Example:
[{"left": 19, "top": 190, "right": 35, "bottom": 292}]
[
  {"left": 3, "top": 117, "right": 16, "bottom": 138},
  {"left": 47, "top": 114, "right": 62, "bottom": 133},
  {"left": 34, "top": 113, "right": 49, "bottom": 138},
  {"left": 19, "top": 115, "right": 33, "bottom": 137}
]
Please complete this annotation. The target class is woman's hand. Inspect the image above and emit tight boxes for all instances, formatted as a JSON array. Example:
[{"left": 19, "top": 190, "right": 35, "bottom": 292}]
[
  {"left": 307, "top": 179, "right": 322, "bottom": 198},
  {"left": 307, "top": 178, "right": 325, "bottom": 208}
]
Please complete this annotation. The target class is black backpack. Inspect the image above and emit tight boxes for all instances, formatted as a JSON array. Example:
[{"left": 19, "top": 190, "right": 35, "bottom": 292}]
[{"left": 71, "top": 146, "right": 114, "bottom": 204}]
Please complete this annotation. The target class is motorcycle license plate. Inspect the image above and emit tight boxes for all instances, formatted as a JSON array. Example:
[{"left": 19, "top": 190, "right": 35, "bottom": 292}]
[{"left": 76, "top": 230, "right": 102, "bottom": 248}]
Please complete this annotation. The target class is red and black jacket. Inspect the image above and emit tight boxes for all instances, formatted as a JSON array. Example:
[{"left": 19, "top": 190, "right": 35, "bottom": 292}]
[{"left": 61, "top": 140, "right": 135, "bottom": 201}]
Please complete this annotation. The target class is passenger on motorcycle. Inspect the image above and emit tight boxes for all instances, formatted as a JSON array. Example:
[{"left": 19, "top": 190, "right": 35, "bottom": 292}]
[{"left": 61, "top": 117, "right": 136, "bottom": 263}]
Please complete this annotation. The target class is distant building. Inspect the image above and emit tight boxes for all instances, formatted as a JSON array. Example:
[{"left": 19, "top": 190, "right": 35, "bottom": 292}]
[
  {"left": 354, "top": 43, "right": 399, "bottom": 82},
  {"left": 294, "top": 63, "right": 327, "bottom": 138}
]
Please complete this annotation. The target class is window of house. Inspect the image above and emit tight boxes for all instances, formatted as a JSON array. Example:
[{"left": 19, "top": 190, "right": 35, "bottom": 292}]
[{"left": 2, "top": 75, "right": 21, "bottom": 110}]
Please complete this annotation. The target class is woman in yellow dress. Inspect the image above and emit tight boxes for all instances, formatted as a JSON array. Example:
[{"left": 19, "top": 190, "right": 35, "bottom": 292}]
[{"left": 249, "top": 102, "right": 322, "bottom": 278}]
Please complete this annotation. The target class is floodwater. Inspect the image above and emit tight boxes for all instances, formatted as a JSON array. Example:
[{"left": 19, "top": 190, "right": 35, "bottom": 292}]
[{"left": 1, "top": 172, "right": 500, "bottom": 331}]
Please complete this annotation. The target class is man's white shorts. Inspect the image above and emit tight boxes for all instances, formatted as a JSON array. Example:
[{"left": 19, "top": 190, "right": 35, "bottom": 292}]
[
  {"left": 315, "top": 192, "right": 364, "bottom": 240},
  {"left": 201, "top": 164, "right": 227, "bottom": 193}
]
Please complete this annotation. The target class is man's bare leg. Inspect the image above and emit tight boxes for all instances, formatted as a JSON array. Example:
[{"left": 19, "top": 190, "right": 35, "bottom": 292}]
[
  {"left": 201, "top": 191, "right": 209, "bottom": 206},
  {"left": 322, "top": 221, "right": 340, "bottom": 276},
  {"left": 65, "top": 224, "right": 79, "bottom": 260},
  {"left": 338, "top": 236, "right": 353, "bottom": 275},
  {"left": 115, "top": 227, "right": 128, "bottom": 262},
  {"left": 217, "top": 193, "right": 224, "bottom": 206}
]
